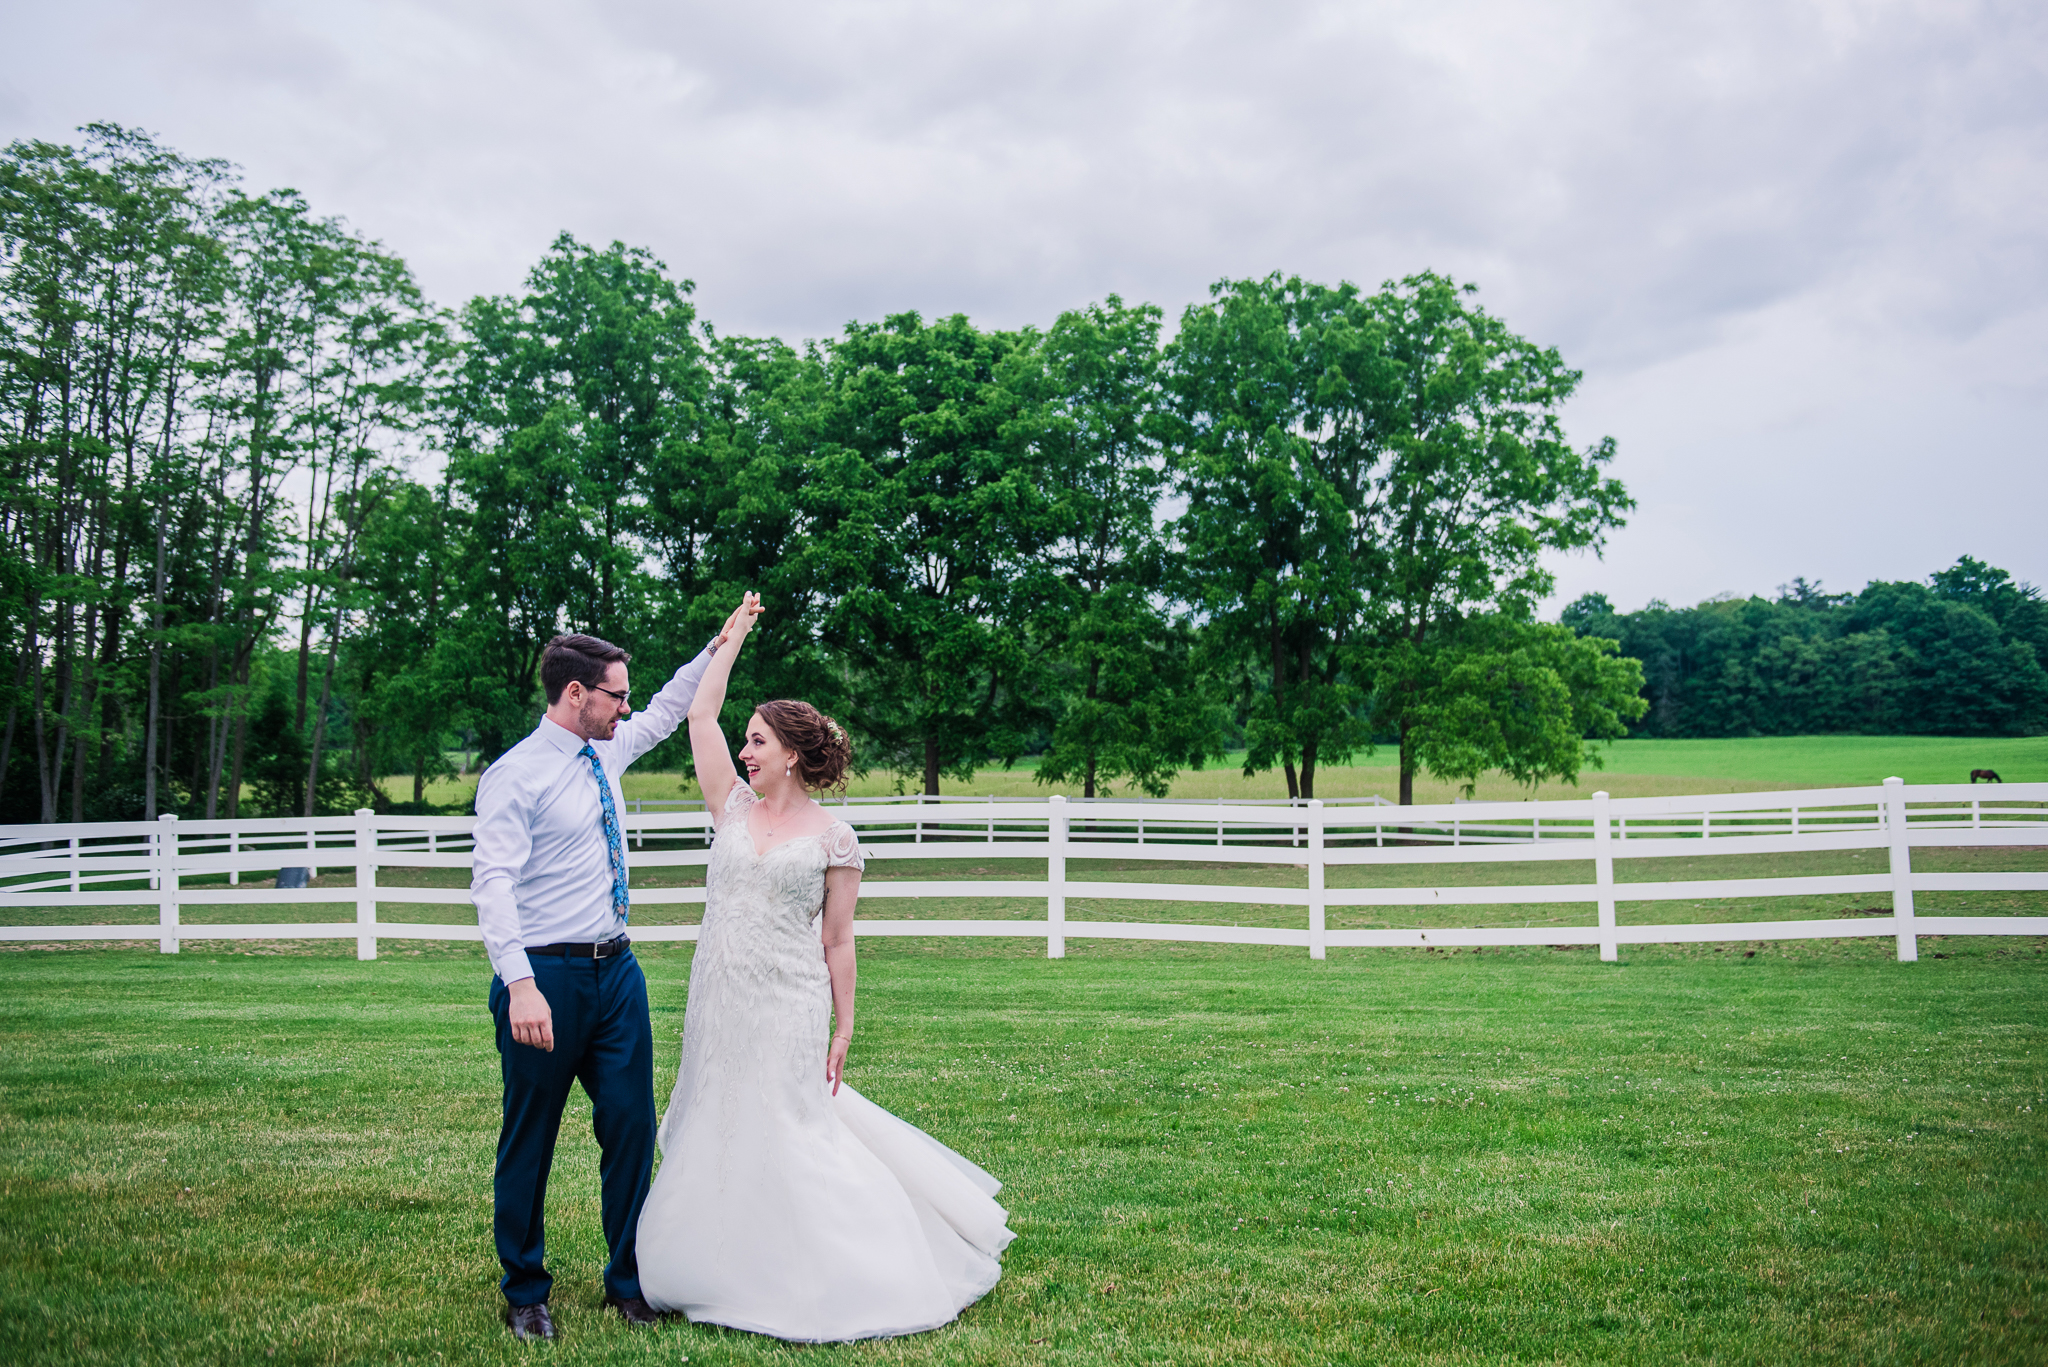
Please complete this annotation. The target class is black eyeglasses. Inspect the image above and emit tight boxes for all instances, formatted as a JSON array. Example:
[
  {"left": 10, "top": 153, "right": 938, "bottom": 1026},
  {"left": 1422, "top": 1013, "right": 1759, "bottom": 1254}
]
[{"left": 587, "top": 684, "right": 632, "bottom": 707}]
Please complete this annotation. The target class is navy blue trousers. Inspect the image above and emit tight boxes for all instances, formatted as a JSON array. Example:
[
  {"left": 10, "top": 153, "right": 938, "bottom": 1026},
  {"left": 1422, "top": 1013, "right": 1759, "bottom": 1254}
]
[{"left": 489, "top": 950, "right": 655, "bottom": 1307}]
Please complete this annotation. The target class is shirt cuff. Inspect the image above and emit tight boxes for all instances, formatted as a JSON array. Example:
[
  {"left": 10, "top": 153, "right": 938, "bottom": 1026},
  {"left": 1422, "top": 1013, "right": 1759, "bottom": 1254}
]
[{"left": 495, "top": 949, "right": 535, "bottom": 986}]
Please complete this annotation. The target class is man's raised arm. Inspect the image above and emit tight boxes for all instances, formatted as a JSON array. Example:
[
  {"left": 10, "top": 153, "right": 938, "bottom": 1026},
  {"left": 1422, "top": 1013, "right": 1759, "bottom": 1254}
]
[
  {"left": 610, "top": 643, "right": 717, "bottom": 769},
  {"left": 611, "top": 603, "right": 750, "bottom": 768}
]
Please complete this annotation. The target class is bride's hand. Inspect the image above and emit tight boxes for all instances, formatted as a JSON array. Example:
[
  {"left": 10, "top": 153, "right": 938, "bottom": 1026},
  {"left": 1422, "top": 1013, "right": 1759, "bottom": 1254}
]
[
  {"left": 826, "top": 1033, "right": 850, "bottom": 1095},
  {"left": 713, "top": 592, "right": 765, "bottom": 649}
]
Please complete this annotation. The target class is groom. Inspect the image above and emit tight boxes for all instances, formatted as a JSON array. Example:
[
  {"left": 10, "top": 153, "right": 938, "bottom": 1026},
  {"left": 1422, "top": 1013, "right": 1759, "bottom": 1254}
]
[{"left": 471, "top": 625, "right": 728, "bottom": 1341}]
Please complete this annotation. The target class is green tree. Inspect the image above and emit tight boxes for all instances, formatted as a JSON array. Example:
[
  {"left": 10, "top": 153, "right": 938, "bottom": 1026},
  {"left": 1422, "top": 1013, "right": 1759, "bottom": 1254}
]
[
  {"left": 441, "top": 235, "right": 707, "bottom": 759},
  {"left": 819, "top": 312, "right": 1049, "bottom": 794},
  {"left": 1399, "top": 616, "right": 1645, "bottom": 796},
  {"left": 288, "top": 239, "right": 445, "bottom": 814},
  {"left": 344, "top": 474, "right": 460, "bottom": 806},
  {"left": 1562, "top": 562, "right": 2048, "bottom": 739},
  {"left": 521, "top": 236, "right": 706, "bottom": 635},
  {"left": 1931, "top": 556, "right": 2048, "bottom": 663},
  {"left": 1164, "top": 275, "right": 1395, "bottom": 799},
  {"left": 1849, "top": 582, "right": 2048, "bottom": 735},
  {"left": 1023, "top": 297, "right": 1215, "bottom": 798},
  {"left": 640, "top": 332, "right": 850, "bottom": 772},
  {"left": 1347, "top": 274, "right": 1633, "bottom": 803},
  {"left": 0, "top": 124, "right": 230, "bottom": 820},
  {"left": 1558, "top": 592, "right": 1619, "bottom": 639}
]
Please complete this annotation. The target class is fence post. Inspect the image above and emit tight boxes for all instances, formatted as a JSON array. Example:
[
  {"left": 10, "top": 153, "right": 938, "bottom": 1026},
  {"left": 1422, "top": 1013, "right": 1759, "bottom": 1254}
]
[
  {"left": 1885, "top": 777, "right": 1917, "bottom": 963},
  {"left": 157, "top": 813, "right": 179, "bottom": 954},
  {"left": 1593, "top": 792, "right": 1617, "bottom": 962},
  {"left": 1308, "top": 798, "right": 1326, "bottom": 960},
  {"left": 1048, "top": 795, "right": 1067, "bottom": 959},
  {"left": 355, "top": 808, "right": 378, "bottom": 961}
]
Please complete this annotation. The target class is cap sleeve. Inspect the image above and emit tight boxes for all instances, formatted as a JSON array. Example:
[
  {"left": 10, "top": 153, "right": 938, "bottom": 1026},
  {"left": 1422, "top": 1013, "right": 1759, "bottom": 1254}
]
[
  {"left": 822, "top": 819, "right": 865, "bottom": 871},
  {"left": 713, "top": 781, "right": 757, "bottom": 831}
]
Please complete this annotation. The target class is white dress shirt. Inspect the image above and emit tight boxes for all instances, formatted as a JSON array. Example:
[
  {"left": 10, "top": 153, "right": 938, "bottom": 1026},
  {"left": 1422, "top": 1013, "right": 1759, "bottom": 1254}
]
[{"left": 472, "top": 646, "right": 715, "bottom": 985}]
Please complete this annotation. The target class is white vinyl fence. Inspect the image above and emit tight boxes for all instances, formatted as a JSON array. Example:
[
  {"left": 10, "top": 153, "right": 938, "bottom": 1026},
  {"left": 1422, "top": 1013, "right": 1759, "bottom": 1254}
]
[{"left": 1, "top": 779, "right": 2043, "bottom": 964}]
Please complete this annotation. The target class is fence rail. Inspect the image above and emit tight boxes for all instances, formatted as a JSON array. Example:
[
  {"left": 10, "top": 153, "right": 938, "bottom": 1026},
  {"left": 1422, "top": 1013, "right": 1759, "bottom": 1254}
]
[{"left": 2, "top": 780, "right": 2042, "bottom": 963}]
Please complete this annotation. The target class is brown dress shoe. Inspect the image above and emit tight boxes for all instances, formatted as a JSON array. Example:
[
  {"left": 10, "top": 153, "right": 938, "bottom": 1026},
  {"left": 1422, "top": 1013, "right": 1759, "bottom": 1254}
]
[
  {"left": 605, "top": 1294, "right": 662, "bottom": 1326},
  {"left": 505, "top": 1302, "right": 556, "bottom": 1341}
]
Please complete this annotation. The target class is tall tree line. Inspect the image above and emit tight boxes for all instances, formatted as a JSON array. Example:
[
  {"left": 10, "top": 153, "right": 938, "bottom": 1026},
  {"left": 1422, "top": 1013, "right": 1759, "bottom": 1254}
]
[
  {"left": 0, "top": 126, "right": 440, "bottom": 822},
  {"left": 4, "top": 126, "right": 1646, "bottom": 822}
]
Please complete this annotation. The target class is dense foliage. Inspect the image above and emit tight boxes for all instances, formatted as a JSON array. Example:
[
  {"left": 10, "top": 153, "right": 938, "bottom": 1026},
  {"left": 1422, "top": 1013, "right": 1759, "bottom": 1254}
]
[
  {"left": 5, "top": 127, "right": 1644, "bottom": 819},
  {"left": 1560, "top": 558, "right": 2048, "bottom": 738}
]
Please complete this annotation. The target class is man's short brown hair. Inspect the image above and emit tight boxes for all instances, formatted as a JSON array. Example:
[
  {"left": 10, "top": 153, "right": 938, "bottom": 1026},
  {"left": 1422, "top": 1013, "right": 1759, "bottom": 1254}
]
[{"left": 541, "top": 634, "right": 631, "bottom": 705}]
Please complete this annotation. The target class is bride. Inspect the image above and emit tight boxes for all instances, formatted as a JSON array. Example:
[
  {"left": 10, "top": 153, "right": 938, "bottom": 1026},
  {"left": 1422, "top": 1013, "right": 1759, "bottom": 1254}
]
[{"left": 636, "top": 592, "right": 1014, "bottom": 1341}]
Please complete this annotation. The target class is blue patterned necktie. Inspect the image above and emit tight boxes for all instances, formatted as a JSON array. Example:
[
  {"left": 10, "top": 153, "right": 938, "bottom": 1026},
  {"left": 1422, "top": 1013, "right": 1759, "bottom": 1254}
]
[{"left": 579, "top": 744, "right": 630, "bottom": 926}]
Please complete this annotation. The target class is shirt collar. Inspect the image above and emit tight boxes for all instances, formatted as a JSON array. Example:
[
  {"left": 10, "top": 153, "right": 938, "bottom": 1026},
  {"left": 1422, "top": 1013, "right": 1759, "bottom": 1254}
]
[{"left": 538, "top": 716, "right": 590, "bottom": 755}]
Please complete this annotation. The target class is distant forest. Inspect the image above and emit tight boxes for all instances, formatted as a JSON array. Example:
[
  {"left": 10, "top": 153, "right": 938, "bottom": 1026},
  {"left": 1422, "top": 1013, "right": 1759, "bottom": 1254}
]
[{"left": 1561, "top": 557, "right": 2048, "bottom": 739}]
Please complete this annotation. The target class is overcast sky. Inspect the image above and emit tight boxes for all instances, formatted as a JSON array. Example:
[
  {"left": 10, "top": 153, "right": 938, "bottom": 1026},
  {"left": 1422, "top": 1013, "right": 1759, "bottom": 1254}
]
[{"left": 5, "top": 0, "right": 2044, "bottom": 612}]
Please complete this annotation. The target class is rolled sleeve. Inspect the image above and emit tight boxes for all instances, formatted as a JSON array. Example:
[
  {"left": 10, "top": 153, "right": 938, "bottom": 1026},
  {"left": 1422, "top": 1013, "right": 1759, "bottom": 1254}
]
[{"left": 471, "top": 769, "right": 536, "bottom": 985}]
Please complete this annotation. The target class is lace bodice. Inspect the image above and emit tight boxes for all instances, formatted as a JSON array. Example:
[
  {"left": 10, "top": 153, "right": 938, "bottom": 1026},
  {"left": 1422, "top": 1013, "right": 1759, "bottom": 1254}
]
[
  {"left": 695, "top": 782, "right": 862, "bottom": 1005},
  {"left": 713, "top": 783, "right": 863, "bottom": 874},
  {"left": 657, "top": 784, "right": 863, "bottom": 1151}
]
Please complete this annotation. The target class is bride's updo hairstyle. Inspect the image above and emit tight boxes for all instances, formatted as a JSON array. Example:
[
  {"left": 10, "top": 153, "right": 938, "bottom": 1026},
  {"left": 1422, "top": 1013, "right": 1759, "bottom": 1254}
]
[{"left": 753, "top": 700, "right": 854, "bottom": 795}]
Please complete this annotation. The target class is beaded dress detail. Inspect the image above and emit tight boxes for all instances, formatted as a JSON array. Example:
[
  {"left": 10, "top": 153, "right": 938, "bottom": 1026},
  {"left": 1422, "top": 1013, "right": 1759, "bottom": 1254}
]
[{"left": 636, "top": 783, "right": 1013, "bottom": 1340}]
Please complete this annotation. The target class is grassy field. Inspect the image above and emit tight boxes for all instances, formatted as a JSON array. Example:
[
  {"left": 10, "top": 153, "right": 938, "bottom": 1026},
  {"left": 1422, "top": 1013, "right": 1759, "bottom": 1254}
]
[
  {"left": 1577, "top": 736, "right": 2048, "bottom": 788},
  {"left": 7, "top": 739, "right": 2042, "bottom": 1362},
  {"left": 395, "top": 734, "right": 2048, "bottom": 810},
  {"left": 2, "top": 941, "right": 2044, "bottom": 1365}
]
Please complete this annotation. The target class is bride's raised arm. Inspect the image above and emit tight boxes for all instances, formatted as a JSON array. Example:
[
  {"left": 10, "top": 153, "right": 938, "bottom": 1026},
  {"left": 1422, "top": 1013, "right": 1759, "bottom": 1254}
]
[{"left": 687, "top": 591, "right": 763, "bottom": 817}]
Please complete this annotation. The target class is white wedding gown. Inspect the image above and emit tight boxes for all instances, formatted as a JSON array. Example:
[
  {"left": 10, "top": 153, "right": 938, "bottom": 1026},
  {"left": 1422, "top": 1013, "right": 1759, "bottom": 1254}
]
[{"left": 637, "top": 783, "right": 1014, "bottom": 1341}]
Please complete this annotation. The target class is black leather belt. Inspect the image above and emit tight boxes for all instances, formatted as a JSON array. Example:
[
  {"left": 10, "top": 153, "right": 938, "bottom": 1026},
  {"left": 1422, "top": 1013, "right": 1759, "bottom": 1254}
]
[{"left": 528, "top": 934, "right": 631, "bottom": 959}]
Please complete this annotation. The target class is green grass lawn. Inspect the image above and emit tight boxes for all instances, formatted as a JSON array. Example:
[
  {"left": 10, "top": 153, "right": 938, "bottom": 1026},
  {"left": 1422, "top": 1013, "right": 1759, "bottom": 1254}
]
[
  {"left": 1580, "top": 736, "right": 2048, "bottom": 787},
  {"left": 393, "top": 734, "right": 2048, "bottom": 810},
  {"left": 2, "top": 941, "right": 2044, "bottom": 1365}
]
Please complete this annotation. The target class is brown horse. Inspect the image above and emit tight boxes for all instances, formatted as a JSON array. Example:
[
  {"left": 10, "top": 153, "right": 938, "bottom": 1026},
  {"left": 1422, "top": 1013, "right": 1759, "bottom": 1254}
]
[{"left": 1970, "top": 769, "right": 2003, "bottom": 783}]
